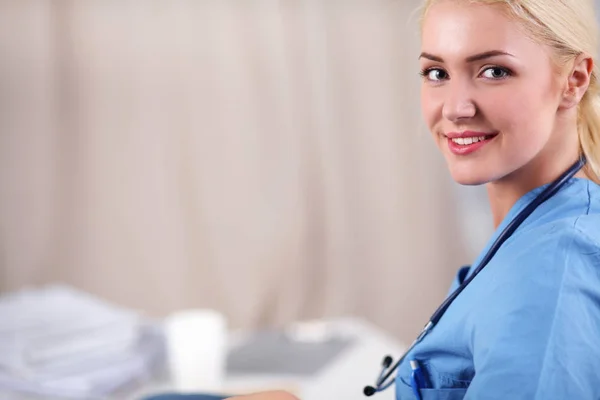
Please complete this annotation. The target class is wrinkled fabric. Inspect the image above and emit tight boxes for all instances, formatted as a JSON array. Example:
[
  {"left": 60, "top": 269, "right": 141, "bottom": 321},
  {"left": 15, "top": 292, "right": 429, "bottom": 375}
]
[{"left": 395, "top": 178, "right": 600, "bottom": 400}]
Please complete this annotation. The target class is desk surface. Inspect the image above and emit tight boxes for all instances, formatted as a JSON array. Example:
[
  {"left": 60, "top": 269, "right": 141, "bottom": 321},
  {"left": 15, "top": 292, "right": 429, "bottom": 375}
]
[
  {"left": 131, "top": 318, "right": 404, "bottom": 400},
  {"left": 1, "top": 318, "right": 405, "bottom": 400}
]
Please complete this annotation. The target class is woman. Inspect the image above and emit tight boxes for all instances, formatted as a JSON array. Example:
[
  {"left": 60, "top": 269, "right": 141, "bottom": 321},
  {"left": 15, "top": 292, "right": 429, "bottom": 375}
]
[{"left": 227, "top": 0, "right": 600, "bottom": 398}]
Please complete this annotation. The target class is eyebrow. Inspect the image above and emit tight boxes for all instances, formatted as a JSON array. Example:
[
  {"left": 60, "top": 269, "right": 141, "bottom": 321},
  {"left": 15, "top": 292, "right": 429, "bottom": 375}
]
[{"left": 418, "top": 50, "right": 515, "bottom": 63}]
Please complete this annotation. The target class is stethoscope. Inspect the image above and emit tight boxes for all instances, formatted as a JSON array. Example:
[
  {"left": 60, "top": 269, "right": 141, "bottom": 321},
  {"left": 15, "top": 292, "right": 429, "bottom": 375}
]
[{"left": 363, "top": 156, "right": 587, "bottom": 397}]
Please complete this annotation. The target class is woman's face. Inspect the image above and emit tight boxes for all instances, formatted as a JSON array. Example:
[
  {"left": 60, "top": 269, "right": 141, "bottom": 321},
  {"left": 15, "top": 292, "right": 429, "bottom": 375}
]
[{"left": 420, "top": 1, "right": 566, "bottom": 185}]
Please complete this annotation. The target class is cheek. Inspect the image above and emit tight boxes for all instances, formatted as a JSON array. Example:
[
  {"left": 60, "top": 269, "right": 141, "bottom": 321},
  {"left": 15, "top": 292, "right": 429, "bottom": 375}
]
[
  {"left": 490, "top": 86, "right": 556, "bottom": 143},
  {"left": 498, "top": 97, "right": 535, "bottom": 132},
  {"left": 420, "top": 89, "right": 441, "bottom": 132}
]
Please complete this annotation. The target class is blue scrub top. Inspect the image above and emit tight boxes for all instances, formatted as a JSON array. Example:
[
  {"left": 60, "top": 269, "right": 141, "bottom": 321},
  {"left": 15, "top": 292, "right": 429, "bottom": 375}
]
[{"left": 395, "top": 178, "right": 600, "bottom": 400}]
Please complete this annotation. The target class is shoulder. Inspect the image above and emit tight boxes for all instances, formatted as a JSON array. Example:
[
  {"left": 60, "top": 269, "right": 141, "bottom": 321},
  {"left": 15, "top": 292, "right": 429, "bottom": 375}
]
[
  {"left": 478, "top": 220, "right": 600, "bottom": 309},
  {"left": 472, "top": 220, "right": 600, "bottom": 342},
  {"left": 506, "top": 211, "right": 600, "bottom": 273},
  {"left": 571, "top": 179, "right": 600, "bottom": 245}
]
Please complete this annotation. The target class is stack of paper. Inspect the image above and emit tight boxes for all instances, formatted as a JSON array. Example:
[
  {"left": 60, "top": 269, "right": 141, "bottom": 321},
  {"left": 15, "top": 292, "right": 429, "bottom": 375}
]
[{"left": 0, "top": 285, "right": 164, "bottom": 399}]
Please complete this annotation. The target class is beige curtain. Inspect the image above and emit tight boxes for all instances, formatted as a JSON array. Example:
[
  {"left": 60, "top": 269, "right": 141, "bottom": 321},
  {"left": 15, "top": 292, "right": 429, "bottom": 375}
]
[{"left": 0, "top": 0, "right": 468, "bottom": 343}]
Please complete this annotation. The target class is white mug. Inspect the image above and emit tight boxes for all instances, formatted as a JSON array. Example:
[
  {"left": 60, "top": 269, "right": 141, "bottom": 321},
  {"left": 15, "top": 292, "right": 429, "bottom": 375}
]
[{"left": 164, "top": 309, "right": 227, "bottom": 393}]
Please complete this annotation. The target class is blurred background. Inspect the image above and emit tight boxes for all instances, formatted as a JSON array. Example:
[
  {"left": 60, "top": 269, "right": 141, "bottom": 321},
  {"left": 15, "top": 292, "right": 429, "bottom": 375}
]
[{"left": 0, "top": 0, "right": 496, "bottom": 347}]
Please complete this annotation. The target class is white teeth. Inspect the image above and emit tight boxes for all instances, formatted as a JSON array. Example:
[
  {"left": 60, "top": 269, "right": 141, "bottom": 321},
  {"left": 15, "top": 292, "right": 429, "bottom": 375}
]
[{"left": 451, "top": 135, "right": 488, "bottom": 145}]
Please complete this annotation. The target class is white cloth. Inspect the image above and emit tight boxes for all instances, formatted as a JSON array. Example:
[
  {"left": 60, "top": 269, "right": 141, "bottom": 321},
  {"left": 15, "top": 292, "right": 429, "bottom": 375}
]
[{"left": 0, "top": 286, "right": 163, "bottom": 399}]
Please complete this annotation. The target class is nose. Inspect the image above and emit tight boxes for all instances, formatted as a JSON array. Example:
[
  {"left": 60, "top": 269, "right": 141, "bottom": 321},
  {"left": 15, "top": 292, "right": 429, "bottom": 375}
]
[{"left": 442, "top": 83, "right": 477, "bottom": 122}]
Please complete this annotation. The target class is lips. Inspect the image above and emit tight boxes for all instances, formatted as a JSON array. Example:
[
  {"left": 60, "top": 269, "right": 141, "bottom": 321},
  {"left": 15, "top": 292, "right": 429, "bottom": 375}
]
[{"left": 445, "top": 131, "right": 498, "bottom": 156}]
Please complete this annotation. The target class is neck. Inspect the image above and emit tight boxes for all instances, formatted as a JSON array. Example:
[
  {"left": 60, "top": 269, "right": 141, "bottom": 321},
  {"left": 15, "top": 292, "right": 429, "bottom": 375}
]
[{"left": 486, "top": 125, "right": 586, "bottom": 228}]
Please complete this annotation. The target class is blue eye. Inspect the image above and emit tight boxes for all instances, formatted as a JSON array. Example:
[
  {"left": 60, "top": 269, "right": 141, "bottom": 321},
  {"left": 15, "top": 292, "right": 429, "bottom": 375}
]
[
  {"left": 481, "top": 67, "right": 511, "bottom": 79},
  {"left": 420, "top": 68, "right": 448, "bottom": 82}
]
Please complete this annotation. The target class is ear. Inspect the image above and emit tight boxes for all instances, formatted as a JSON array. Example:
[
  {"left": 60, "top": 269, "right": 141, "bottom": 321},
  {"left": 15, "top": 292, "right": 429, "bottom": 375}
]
[{"left": 560, "top": 53, "right": 594, "bottom": 109}]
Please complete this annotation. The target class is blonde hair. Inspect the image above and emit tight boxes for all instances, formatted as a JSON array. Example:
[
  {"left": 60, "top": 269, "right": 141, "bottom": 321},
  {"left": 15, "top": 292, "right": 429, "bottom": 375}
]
[{"left": 420, "top": 0, "right": 600, "bottom": 183}]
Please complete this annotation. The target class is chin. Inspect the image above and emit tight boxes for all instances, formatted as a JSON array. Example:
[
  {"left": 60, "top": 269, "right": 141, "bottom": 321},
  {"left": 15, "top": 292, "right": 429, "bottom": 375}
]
[
  {"left": 453, "top": 176, "right": 489, "bottom": 186},
  {"left": 448, "top": 166, "right": 491, "bottom": 186}
]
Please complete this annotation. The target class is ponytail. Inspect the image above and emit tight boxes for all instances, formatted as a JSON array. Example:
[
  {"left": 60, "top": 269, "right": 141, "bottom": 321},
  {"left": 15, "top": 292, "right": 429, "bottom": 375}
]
[{"left": 578, "top": 75, "right": 600, "bottom": 183}]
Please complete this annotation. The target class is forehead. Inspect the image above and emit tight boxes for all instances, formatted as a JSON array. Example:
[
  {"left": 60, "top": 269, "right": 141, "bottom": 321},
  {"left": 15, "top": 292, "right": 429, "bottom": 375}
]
[{"left": 421, "top": 1, "right": 544, "bottom": 61}]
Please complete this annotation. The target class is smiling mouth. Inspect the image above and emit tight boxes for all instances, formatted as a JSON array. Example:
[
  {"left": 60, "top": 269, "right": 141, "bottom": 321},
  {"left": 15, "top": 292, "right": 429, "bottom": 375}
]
[
  {"left": 445, "top": 132, "right": 498, "bottom": 155},
  {"left": 449, "top": 134, "right": 496, "bottom": 146}
]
